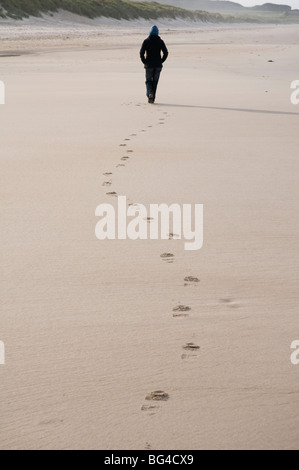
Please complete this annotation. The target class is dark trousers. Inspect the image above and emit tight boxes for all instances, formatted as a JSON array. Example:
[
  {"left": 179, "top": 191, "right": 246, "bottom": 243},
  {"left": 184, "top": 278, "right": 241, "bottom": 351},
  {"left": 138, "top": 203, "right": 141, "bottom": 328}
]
[{"left": 145, "top": 67, "right": 162, "bottom": 100}]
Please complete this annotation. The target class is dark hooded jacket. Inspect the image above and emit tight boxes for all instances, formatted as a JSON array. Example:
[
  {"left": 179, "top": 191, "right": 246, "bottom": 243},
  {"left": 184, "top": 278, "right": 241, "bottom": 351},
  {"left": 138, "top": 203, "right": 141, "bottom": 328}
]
[{"left": 140, "top": 35, "right": 168, "bottom": 68}]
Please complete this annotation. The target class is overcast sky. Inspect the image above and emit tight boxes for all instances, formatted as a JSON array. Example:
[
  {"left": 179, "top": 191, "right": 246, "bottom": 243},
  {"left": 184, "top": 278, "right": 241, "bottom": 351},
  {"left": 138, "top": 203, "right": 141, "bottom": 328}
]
[{"left": 238, "top": 0, "right": 299, "bottom": 8}]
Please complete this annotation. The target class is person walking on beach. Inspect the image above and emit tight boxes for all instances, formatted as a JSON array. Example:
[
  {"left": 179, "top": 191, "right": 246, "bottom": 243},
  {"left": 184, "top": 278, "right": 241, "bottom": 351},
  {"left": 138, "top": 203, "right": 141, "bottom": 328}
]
[{"left": 140, "top": 25, "right": 168, "bottom": 104}]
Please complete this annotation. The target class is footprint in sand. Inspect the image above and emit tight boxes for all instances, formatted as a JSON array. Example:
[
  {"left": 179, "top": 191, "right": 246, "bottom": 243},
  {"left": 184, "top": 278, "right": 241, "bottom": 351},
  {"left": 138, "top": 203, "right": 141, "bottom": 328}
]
[
  {"left": 144, "top": 442, "right": 152, "bottom": 450},
  {"left": 116, "top": 164, "right": 125, "bottom": 168},
  {"left": 219, "top": 298, "right": 241, "bottom": 309},
  {"left": 160, "top": 253, "right": 174, "bottom": 259},
  {"left": 121, "top": 156, "right": 130, "bottom": 161},
  {"left": 220, "top": 298, "right": 233, "bottom": 304},
  {"left": 141, "top": 390, "right": 169, "bottom": 415},
  {"left": 106, "top": 191, "right": 117, "bottom": 197},
  {"left": 124, "top": 138, "right": 130, "bottom": 141},
  {"left": 173, "top": 305, "right": 191, "bottom": 312},
  {"left": 102, "top": 181, "right": 112, "bottom": 187},
  {"left": 181, "top": 342, "right": 200, "bottom": 360},
  {"left": 184, "top": 276, "right": 200, "bottom": 287},
  {"left": 131, "top": 134, "right": 137, "bottom": 137},
  {"left": 146, "top": 390, "right": 169, "bottom": 401},
  {"left": 119, "top": 144, "right": 127, "bottom": 147},
  {"left": 141, "top": 403, "right": 160, "bottom": 415},
  {"left": 168, "top": 233, "right": 180, "bottom": 240},
  {"left": 183, "top": 342, "right": 200, "bottom": 351},
  {"left": 172, "top": 305, "right": 191, "bottom": 318},
  {"left": 160, "top": 253, "right": 175, "bottom": 264},
  {"left": 127, "top": 150, "right": 134, "bottom": 153},
  {"left": 103, "top": 172, "right": 113, "bottom": 176}
]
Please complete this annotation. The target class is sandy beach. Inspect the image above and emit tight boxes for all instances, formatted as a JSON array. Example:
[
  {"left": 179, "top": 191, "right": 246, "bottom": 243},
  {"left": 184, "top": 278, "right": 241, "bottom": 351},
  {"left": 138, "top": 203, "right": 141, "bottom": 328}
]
[{"left": 0, "top": 16, "right": 299, "bottom": 450}]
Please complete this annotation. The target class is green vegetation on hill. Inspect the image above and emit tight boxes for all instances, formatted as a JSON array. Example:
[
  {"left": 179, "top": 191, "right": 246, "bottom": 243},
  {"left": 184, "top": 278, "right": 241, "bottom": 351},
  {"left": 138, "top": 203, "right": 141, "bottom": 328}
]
[
  {"left": 0, "top": 0, "right": 200, "bottom": 20},
  {"left": 0, "top": 0, "right": 253, "bottom": 21},
  {"left": 0, "top": 0, "right": 298, "bottom": 23}
]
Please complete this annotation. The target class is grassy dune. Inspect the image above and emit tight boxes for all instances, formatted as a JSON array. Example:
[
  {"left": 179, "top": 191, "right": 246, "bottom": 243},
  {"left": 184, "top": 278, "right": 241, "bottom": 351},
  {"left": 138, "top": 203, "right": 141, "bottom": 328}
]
[
  {"left": 0, "top": 0, "right": 298, "bottom": 23},
  {"left": 0, "top": 0, "right": 255, "bottom": 22}
]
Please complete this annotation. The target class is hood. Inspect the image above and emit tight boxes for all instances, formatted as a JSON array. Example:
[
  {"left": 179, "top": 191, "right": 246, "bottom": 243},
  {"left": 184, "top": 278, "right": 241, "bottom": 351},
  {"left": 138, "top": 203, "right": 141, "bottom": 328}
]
[{"left": 149, "top": 25, "right": 159, "bottom": 36}]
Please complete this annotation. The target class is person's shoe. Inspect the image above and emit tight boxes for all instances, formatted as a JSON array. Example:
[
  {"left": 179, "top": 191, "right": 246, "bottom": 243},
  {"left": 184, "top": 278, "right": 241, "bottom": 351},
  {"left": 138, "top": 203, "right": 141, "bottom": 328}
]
[{"left": 148, "top": 94, "right": 154, "bottom": 104}]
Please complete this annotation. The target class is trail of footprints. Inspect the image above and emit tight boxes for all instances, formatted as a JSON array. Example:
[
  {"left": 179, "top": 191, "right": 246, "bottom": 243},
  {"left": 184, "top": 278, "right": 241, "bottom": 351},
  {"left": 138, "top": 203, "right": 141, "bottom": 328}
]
[
  {"left": 102, "top": 107, "right": 170, "bottom": 198},
  {"left": 100, "top": 104, "right": 202, "bottom": 428},
  {"left": 141, "top": 270, "right": 201, "bottom": 419}
]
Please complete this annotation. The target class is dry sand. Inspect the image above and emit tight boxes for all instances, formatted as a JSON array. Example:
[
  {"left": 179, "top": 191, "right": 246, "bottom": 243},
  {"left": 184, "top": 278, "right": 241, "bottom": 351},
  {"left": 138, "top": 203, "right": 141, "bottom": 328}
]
[{"left": 0, "top": 17, "right": 299, "bottom": 450}]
